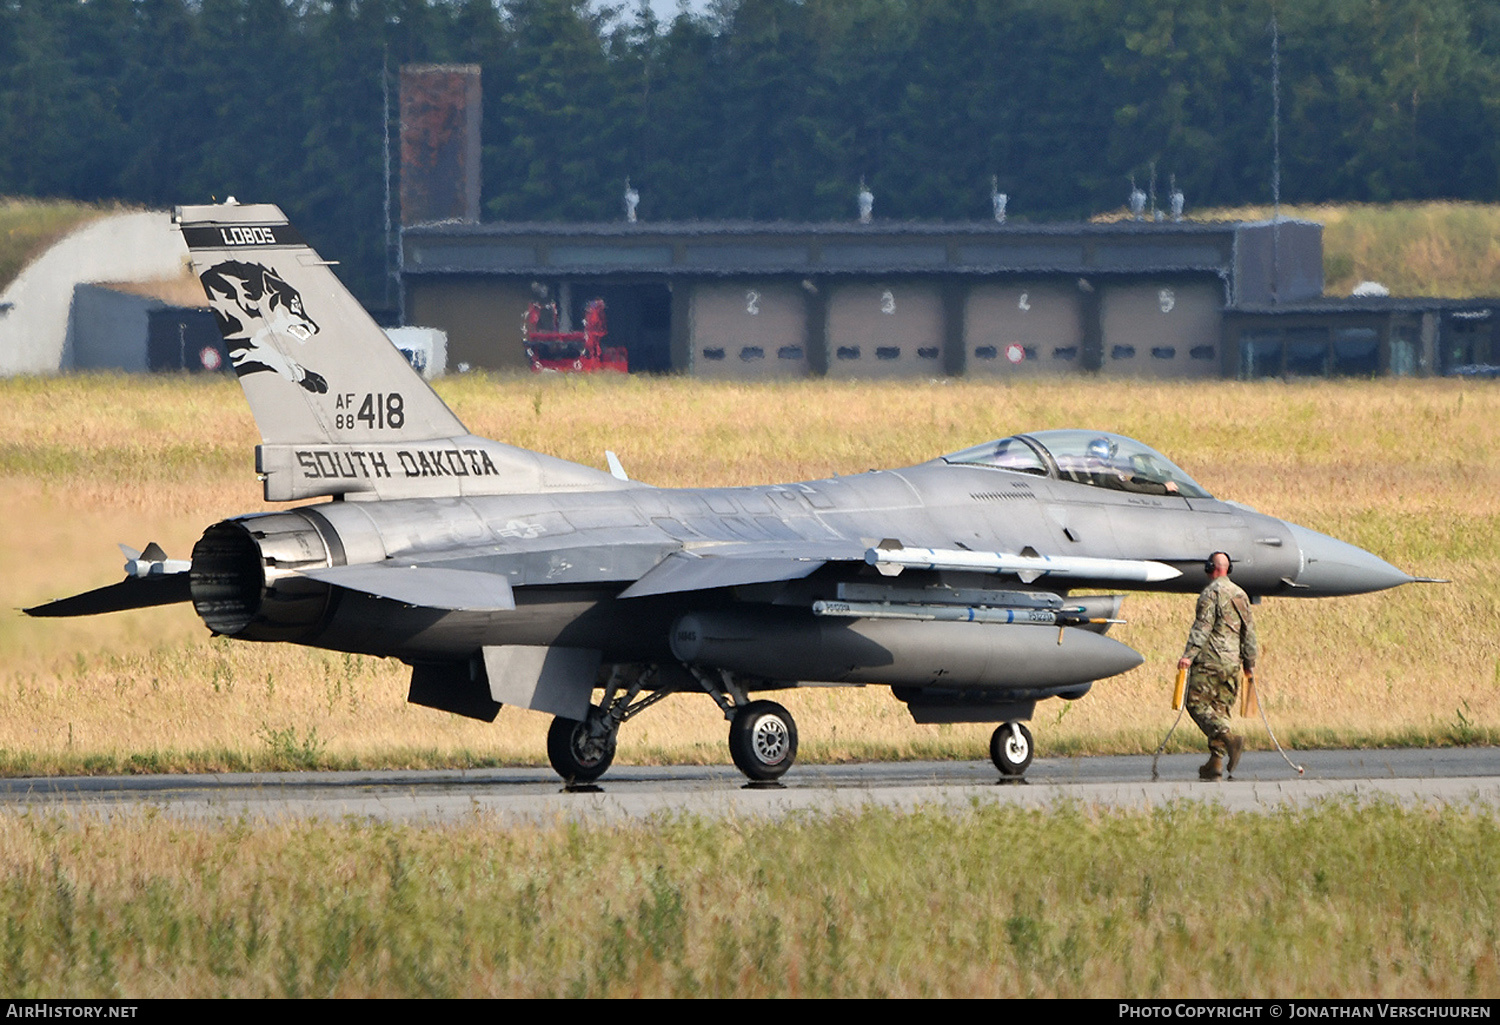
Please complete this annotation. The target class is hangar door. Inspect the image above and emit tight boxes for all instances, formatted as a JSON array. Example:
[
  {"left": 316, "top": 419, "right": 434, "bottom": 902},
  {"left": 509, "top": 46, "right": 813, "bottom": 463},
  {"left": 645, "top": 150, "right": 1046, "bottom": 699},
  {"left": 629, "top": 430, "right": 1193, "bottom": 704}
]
[
  {"left": 690, "top": 282, "right": 810, "bottom": 378},
  {"left": 573, "top": 283, "right": 673, "bottom": 373},
  {"left": 964, "top": 281, "right": 1084, "bottom": 378},
  {"left": 1099, "top": 280, "right": 1222, "bottom": 378},
  {"left": 826, "top": 282, "right": 944, "bottom": 379}
]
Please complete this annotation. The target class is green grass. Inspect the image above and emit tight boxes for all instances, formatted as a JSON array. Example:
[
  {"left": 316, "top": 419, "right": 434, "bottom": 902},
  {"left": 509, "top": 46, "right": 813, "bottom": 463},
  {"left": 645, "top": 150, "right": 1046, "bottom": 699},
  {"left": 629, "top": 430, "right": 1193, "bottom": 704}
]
[{"left": 1, "top": 802, "right": 1495, "bottom": 997}]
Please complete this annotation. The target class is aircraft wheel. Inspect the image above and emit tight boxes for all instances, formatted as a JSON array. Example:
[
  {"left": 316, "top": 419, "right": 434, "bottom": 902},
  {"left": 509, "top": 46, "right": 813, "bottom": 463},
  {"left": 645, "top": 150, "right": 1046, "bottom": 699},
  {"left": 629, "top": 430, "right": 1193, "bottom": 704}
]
[
  {"left": 728, "top": 700, "right": 798, "bottom": 781},
  {"left": 990, "top": 722, "right": 1034, "bottom": 777},
  {"left": 547, "top": 709, "right": 616, "bottom": 783}
]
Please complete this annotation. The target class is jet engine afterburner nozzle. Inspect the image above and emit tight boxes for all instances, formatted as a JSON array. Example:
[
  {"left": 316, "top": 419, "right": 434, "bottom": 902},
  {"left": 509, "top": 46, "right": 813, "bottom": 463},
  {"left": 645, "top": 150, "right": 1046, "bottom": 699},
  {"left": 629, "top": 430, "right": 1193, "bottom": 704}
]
[{"left": 190, "top": 512, "right": 337, "bottom": 640}]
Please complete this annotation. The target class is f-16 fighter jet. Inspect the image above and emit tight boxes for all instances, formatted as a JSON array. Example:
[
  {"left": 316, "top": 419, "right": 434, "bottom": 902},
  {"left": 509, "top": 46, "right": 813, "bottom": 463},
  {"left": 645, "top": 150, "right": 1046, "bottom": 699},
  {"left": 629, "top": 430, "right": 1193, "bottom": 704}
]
[{"left": 26, "top": 203, "right": 1427, "bottom": 783}]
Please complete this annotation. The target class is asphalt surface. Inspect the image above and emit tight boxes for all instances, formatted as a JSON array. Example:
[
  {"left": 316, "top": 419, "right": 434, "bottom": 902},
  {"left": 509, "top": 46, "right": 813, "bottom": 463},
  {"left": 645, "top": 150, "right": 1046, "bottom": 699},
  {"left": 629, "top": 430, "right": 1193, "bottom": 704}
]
[{"left": 0, "top": 748, "right": 1496, "bottom": 825}]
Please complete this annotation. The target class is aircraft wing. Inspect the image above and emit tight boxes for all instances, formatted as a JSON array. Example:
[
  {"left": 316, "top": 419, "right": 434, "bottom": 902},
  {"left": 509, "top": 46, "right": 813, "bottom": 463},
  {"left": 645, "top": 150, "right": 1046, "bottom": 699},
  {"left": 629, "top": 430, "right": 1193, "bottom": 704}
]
[
  {"left": 617, "top": 541, "right": 868, "bottom": 599},
  {"left": 291, "top": 538, "right": 859, "bottom": 607},
  {"left": 615, "top": 538, "right": 1185, "bottom": 599}
]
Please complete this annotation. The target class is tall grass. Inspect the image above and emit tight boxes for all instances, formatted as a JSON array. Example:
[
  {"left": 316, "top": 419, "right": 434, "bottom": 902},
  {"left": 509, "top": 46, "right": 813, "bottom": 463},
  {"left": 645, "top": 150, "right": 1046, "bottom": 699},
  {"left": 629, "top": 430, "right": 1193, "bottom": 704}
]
[
  {"left": 2, "top": 374, "right": 1496, "bottom": 772},
  {"left": 0, "top": 802, "right": 1494, "bottom": 997}
]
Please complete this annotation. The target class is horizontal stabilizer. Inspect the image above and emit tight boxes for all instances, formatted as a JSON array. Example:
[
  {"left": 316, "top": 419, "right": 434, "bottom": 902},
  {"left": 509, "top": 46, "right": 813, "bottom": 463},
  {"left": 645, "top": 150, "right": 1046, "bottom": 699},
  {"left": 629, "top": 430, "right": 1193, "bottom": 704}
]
[
  {"left": 301, "top": 563, "right": 515, "bottom": 611},
  {"left": 24, "top": 574, "right": 192, "bottom": 618}
]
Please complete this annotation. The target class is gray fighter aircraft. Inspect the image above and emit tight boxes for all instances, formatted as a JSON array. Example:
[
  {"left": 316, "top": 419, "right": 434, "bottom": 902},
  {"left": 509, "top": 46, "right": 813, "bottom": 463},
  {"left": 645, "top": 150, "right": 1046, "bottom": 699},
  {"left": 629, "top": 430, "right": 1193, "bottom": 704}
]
[{"left": 25, "top": 202, "right": 1427, "bottom": 783}]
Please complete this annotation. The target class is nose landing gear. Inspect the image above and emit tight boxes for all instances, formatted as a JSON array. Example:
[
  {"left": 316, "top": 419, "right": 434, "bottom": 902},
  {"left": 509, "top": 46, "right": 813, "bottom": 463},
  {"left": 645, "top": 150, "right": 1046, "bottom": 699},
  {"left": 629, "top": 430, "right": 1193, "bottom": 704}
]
[{"left": 990, "top": 721, "right": 1034, "bottom": 777}]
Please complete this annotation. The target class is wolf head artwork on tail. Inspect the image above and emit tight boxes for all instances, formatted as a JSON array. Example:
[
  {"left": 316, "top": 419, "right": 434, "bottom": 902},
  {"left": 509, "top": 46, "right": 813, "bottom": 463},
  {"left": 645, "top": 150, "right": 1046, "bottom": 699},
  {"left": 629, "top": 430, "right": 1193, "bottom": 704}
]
[
  {"left": 175, "top": 201, "right": 626, "bottom": 502},
  {"left": 199, "top": 260, "right": 326, "bottom": 392}
]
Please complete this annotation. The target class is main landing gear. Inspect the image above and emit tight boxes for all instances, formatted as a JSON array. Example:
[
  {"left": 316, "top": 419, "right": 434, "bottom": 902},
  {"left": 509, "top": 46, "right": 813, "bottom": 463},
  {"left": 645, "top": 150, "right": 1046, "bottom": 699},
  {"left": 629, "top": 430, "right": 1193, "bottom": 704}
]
[
  {"left": 546, "top": 665, "right": 671, "bottom": 785},
  {"left": 727, "top": 700, "right": 798, "bottom": 782},
  {"left": 546, "top": 707, "right": 617, "bottom": 783},
  {"left": 689, "top": 667, "right": 799, "bottom": 784},
  {"left": 545, "top": 665, "right": 1035, "bottom": 785},
  {"left": 543, "top": 665, "right": 802, "bottom": 785}
]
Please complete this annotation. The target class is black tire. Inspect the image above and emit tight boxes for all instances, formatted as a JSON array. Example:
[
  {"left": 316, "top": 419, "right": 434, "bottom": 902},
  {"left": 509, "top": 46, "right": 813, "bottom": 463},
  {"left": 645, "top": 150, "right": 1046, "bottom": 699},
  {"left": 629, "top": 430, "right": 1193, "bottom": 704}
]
[
  {"left": 990, "top": 722, "right": 1034, "bottom": 776},
  {"left": 728, "top": 700, "right": 798, "bottom": 781},
  {"left": 547, "top": 709, "right": 616, "bottom": 783}
]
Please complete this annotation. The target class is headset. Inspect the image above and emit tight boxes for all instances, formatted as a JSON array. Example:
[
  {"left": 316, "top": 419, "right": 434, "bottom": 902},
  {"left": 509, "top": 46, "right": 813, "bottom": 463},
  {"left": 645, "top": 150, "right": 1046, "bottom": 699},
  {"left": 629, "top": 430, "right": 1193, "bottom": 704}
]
[{"left": 1204, "top": 551, "right": 1233, "bottom": 575}]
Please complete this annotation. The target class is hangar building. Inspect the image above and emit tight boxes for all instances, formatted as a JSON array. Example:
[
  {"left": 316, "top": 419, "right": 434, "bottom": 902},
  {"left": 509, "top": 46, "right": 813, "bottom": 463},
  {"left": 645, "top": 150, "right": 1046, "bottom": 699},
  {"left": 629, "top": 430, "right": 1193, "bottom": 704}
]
[
  {"left": 400, "top": 217, "right": 1494, "bottom": 379},
  {"left": 393, "top": 65, "right": 1493, "bottom": 381},
  {"left": 401, "top": 218, "right": 1319, "bottom": 379}
]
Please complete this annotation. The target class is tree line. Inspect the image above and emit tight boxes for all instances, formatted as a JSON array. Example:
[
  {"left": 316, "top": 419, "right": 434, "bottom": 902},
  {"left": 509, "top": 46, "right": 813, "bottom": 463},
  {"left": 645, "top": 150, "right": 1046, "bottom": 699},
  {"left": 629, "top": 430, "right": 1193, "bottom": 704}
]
[{"left": 2, "top": 0, "right": 1496, "bottom": 305}]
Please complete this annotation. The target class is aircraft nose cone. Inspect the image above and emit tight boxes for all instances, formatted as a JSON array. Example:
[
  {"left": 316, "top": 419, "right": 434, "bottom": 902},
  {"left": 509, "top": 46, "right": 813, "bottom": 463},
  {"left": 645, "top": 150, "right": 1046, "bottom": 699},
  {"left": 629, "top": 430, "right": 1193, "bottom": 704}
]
[{"left": 1286, "top": 523, "right": 1414, "bottom": 597}]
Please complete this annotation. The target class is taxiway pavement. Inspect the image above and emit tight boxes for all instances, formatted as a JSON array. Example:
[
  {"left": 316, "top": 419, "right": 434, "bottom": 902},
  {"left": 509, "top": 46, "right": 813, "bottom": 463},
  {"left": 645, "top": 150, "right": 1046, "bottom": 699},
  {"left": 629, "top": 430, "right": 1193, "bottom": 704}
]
[{"left": 0, "top": 748, "right": 1495, "bottom": 825}]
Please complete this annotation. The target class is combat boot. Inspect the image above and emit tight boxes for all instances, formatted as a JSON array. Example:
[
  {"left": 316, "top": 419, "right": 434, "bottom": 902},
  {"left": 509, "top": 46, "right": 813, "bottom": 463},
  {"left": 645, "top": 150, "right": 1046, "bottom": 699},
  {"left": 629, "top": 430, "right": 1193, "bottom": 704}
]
[
  {"left": 1225, "top": 734, "right": 1245, "bottom": 776},
  {"left": 1198, "top": 752, "right": 1223, "bottom": 780}
]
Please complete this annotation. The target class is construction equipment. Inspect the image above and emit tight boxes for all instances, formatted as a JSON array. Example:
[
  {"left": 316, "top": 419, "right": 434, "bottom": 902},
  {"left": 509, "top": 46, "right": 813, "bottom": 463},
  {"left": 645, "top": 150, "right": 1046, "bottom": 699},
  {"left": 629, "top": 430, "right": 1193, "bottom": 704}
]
[{"left": 522, "top": 299, "right": 627, "bottom": 374}]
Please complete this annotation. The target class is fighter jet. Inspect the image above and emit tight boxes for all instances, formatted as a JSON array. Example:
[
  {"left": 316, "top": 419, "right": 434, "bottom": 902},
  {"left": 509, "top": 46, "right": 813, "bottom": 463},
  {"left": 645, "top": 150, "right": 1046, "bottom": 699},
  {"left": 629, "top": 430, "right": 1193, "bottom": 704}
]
[{"left": 24, "top": 202, "right": 1427, "bottom": 783}]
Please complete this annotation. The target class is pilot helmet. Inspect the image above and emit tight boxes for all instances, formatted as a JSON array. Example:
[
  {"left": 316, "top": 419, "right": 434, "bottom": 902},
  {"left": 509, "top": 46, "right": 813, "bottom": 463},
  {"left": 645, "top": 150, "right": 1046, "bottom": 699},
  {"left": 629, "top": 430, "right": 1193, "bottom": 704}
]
[{"left": 1087, "top": 436, "right": 1116, "bottom": 462}]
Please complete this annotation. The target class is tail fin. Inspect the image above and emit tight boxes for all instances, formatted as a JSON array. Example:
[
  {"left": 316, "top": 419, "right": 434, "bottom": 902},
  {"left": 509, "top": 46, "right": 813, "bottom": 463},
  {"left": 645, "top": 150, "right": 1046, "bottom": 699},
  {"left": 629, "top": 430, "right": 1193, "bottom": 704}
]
[{"left": 177, "top": 202, "right": 628, "bottom": 501}]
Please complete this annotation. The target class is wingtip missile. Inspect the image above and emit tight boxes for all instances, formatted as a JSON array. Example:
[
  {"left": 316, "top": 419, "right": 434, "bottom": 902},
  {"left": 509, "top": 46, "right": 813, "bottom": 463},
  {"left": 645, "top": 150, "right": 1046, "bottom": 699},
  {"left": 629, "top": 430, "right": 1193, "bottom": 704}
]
[
  {"left": 120, "top": 542, "right": 191, "bottom": 579},
  {"left": 23, "top": 543, "right": 192, "bottom": 618}
]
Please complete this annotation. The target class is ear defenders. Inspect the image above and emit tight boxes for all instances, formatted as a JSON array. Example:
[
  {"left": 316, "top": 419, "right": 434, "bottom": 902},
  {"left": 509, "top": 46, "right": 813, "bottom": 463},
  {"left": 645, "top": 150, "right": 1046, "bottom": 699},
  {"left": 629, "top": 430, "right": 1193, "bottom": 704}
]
[{"left": 1204, "top": 551, "right": 1233, "bottom": 575}]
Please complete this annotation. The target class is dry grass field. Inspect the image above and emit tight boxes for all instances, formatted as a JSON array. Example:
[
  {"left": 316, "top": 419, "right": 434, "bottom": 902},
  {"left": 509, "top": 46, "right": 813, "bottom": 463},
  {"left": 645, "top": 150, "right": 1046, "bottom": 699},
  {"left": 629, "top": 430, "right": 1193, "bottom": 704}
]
[
  {"left": 2, "top": 373, "right": 1497, "bottom": 999},
  {"left": 5, "top": 202, "right": 1497, "bottom": 998},
  {"left": 2, "top": 372, "right": 1495, "bottom": 774}
]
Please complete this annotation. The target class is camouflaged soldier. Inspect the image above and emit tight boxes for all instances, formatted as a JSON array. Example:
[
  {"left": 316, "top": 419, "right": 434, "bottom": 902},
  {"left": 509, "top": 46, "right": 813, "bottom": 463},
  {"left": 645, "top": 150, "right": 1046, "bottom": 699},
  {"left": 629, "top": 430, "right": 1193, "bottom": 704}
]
[{"left": 1177, "top": 552, "right": 1258, "bottom": 779}]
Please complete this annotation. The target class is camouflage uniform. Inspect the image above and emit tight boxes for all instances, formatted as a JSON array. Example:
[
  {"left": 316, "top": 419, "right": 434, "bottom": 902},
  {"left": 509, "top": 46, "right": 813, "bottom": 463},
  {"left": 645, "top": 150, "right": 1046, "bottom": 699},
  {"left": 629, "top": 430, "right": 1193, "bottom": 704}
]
[{"left": 1180, "top": 575, "right": 1258, "bottom": 759}]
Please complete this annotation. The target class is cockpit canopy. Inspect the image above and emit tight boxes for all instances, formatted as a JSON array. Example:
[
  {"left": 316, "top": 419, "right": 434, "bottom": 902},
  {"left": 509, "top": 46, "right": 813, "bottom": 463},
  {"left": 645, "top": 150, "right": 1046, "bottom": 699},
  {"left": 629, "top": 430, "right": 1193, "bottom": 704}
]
[{"left": 943, "top": 429, "right": 1213, "bottom": 499}]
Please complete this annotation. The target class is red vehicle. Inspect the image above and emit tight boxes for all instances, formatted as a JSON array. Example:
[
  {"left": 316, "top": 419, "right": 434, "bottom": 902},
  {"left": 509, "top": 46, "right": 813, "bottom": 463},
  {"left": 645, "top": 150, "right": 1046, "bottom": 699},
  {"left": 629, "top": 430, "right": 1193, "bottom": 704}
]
[{"left": 522, "top": 299, "right": 628, "bottom": 373}]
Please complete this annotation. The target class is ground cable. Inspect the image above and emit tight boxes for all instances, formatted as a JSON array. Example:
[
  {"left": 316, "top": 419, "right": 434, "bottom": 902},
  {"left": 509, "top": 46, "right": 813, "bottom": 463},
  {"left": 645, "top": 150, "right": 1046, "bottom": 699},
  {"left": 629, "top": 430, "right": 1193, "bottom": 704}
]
[
  {"left": 1153, "top": 667, "right": 1306, "bottom": 779},
  {"left": 1247, "top": 669, "right": 1306, "bottom": 776},
  {"left": 1150, "top": 667, "right": 1189, "bottom": 781},
  {"left": 1150, "top": 703, "right": 1187, "bottom": 782}
]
